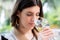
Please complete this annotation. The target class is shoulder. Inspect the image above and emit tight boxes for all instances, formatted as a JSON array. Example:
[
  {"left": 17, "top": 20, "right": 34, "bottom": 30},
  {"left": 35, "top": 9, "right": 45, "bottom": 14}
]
[
  {"left": 0, "top": 34, "right": 1, "bottom": 40},
  {"left": 0, "top": 35, "right": 8, "bottom": 40},
  {"left": 0, "top": 33, "right": 8, "bottom": 40},
  {"left": 0, "top": 31, "right": 15, "bottom": 40}
]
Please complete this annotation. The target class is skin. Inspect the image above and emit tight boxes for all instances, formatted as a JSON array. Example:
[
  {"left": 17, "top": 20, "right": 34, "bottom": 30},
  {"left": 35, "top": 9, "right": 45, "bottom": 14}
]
[
  {"left": 14, "top": 6, "right": 53, "bottom": 40},
  {"left": 17, "top": 6, "right": 40, "bottom": 33},
  {"left": 39, "top": 27, "right": 53, "bottom": 40}
]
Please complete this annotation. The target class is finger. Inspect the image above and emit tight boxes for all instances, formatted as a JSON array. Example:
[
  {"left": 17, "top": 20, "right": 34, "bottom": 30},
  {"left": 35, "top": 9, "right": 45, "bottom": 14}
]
[
  {"left": 43, "top": 31, "right": 53, "bottom": 36},
  {"left": 42, "top": 29, "right": 53, "bottom": 36},
  {"left": 43, "top": 27, "right": 50, "bottom": 31},
  {"left": 43, "top": 29, "right": 51, "bottom": 33}
]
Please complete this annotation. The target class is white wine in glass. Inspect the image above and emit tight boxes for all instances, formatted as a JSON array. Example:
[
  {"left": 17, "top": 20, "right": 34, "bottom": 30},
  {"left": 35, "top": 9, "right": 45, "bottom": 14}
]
[{"left": 34, "top": 17, "right": 50, "bottom": 32}]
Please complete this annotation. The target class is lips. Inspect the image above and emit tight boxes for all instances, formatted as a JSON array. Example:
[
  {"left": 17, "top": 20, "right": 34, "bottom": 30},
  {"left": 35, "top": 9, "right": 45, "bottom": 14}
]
[{"left": 29, "top": 23, "right": 35, "bottom": 25}]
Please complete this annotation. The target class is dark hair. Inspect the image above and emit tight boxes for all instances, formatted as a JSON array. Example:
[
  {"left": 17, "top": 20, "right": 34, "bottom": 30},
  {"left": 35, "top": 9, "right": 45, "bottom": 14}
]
[
  {"left": 11, "top": 0, "right": 43, "bottom": 27},
  {"left": 11, "top": 0, "right": 43, "bottom": 39}
]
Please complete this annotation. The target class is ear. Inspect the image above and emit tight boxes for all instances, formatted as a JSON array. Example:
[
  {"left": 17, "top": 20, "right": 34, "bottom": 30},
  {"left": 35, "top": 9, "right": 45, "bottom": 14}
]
[{"left": 17, "top": 10, "right": 21, "bottom": 17}]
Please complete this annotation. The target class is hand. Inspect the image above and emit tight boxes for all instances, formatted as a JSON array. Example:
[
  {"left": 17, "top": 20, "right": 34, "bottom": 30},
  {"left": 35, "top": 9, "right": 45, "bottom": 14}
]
[{"left": 39, "top": 27, "right": 54, "bottom": 40}]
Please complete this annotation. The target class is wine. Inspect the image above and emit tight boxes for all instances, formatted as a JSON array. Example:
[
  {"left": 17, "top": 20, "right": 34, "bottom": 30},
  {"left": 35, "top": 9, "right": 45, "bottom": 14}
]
[{"left": 34, "top": 17, "right": 50, "bottom": 32}]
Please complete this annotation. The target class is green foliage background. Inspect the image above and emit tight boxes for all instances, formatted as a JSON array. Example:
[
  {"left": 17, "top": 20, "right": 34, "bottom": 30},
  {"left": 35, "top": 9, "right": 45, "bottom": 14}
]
[{"left": 0, "top": 0, "right": 60, "bottom": 33}]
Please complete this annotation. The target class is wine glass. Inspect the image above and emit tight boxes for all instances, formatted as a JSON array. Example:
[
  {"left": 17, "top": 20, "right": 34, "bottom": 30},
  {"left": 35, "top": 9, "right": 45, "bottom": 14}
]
[
  {"left": 34, "top": 17, "right": 50, "bottom": 32},
  {"left": 34, "top": 17, "right": 60, "bottom": 40}
]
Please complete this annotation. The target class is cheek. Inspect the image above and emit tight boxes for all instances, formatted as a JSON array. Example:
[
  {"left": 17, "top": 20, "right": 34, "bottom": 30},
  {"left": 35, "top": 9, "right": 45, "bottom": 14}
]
[
  {"left": 21, "top": 16, "right": 34, "bottom": 29},
  {"left": 20, "top": 15, "right": 30, "bottom": 27}
]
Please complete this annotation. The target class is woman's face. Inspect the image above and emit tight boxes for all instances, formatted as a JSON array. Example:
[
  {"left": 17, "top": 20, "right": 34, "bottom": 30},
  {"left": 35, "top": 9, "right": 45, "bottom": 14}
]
[{"left": 18, "top": 6, "right": 40, "bottom": 30}]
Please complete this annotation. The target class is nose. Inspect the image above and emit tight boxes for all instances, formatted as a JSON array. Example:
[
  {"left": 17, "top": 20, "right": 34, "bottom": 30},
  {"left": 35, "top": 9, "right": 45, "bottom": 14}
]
[{"left": 31, "top": 16, "right": 37, "bottom": 23}]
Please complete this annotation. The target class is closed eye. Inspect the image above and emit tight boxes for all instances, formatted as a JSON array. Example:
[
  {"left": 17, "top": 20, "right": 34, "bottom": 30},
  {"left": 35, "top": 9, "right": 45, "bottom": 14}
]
[
  {"left": 26, "top": 12, "right": 33, "bottom": 16},
  {"left": 36, "top": 12, "right": 40, "bottom": 16}
]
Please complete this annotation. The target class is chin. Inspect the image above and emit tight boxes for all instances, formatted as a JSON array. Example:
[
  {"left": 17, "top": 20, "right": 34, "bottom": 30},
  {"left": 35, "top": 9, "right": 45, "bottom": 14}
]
[{"left": 29, "top": 26, "right": 34, "bottom": 29}]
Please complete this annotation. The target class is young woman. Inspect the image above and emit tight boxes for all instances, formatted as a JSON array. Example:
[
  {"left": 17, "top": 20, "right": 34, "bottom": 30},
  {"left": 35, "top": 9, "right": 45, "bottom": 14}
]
[{"left": 1, "top": 0, "right": 56, "bottom": 40}]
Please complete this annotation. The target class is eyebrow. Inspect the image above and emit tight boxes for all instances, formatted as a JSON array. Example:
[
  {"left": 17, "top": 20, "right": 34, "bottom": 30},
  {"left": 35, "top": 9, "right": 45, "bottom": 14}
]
[
  {"left": 27, "top": 11, "right": 33, "bottom": 14},
  {"left": 27, "top": 11, "right": 40, "bottom": 14}
]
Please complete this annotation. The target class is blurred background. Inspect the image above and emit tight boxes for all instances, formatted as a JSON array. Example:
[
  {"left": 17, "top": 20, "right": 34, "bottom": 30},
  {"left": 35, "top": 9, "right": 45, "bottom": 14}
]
[{"left": 0, "top": 0, "right": 60, "bottom": 33}]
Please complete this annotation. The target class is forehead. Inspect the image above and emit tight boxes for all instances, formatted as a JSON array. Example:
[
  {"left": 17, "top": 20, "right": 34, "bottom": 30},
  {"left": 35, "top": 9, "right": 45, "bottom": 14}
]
[{"left": 21, "top": 6, "right": 40, "bottom": 13}]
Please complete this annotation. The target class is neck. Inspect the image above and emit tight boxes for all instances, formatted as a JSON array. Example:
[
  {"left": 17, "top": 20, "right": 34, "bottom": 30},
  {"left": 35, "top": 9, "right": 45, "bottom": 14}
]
[
  {"left": 18, "top": 22, "right": 32, "bottom": 34},
  {"left": 14, "top": 27, "right": 32, "bottom": 35},
  {"left": 14, "top": 27, "right": 33, "bottom": 40}
]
